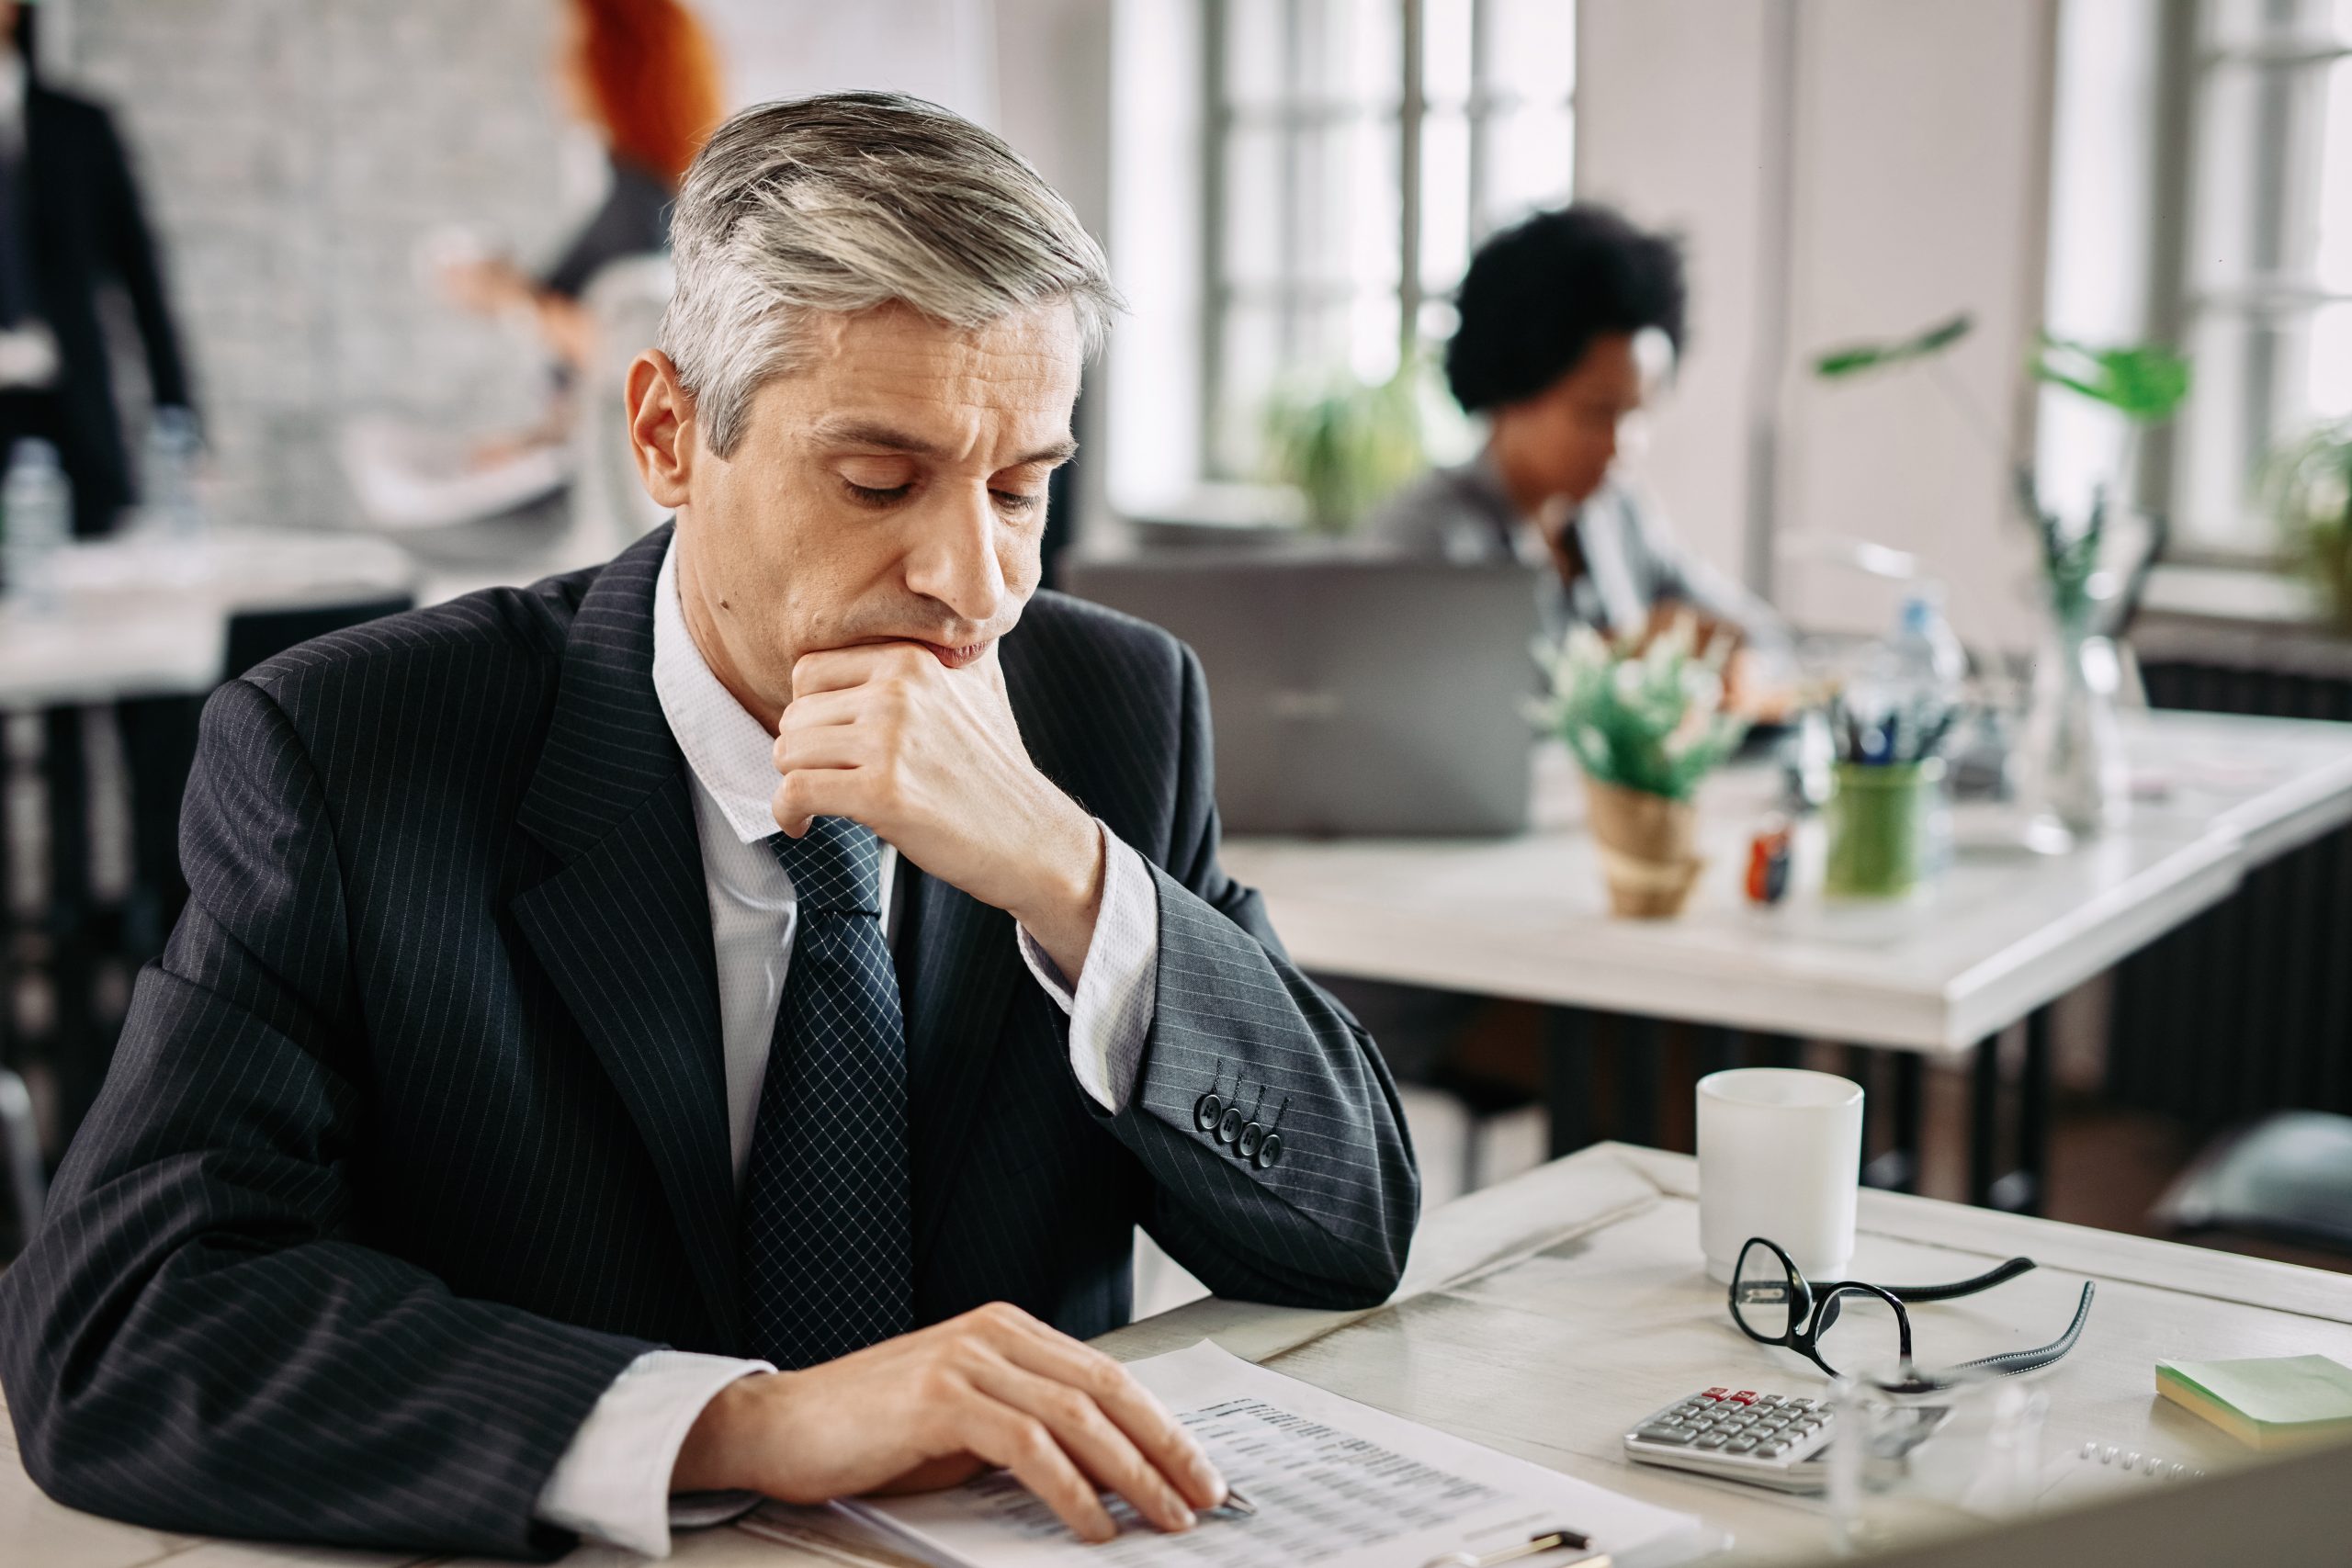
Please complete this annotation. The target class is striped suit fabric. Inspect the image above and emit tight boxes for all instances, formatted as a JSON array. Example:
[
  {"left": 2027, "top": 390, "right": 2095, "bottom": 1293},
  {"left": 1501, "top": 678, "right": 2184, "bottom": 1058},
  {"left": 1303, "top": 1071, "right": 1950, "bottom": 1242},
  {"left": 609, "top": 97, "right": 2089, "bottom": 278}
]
[{"left": 0, "top": 523, "right": 1419, "bottom": 1558}]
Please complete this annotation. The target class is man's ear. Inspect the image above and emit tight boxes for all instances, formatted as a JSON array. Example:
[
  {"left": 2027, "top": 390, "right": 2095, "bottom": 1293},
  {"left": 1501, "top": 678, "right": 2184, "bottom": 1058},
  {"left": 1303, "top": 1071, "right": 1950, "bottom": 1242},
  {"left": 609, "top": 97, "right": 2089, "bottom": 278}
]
[{"left": 625, "top": 349, "right": 698, "bottom": 509}]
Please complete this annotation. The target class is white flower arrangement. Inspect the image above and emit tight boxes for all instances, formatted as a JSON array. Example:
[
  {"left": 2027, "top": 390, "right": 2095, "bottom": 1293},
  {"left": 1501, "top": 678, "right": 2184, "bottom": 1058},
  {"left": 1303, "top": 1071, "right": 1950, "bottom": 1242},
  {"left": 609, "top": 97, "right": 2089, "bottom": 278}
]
[{"left": 1529, "top": 615, "right": 1749, "bottom": 802}]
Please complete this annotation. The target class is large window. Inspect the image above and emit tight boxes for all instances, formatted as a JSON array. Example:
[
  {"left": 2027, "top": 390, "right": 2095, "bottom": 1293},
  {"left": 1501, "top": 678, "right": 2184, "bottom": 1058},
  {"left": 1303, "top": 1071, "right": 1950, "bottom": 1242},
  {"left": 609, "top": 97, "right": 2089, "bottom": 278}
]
[
  {"left": 1201, "top": 0, "right": 1577, "bottom": 477},
  {"left": 2171, "top": 0, "right": 2352, "bottom": 550}
]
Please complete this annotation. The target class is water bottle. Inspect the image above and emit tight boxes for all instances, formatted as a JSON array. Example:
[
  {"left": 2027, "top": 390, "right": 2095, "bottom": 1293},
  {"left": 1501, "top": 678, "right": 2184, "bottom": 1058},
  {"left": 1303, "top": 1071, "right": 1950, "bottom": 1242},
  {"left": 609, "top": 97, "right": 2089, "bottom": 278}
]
[
  {"left": 1890, "top": 588, "right": 1967, "bottom": 694},
  {"left": 142, "top": 406, "right": 207, "bottom": 542},
  {"left": 1847, "top": 590, "right": 1967, "bottom": 752},
  {"left": 3, "top": 438, "right": 72, "bottom": 614}
]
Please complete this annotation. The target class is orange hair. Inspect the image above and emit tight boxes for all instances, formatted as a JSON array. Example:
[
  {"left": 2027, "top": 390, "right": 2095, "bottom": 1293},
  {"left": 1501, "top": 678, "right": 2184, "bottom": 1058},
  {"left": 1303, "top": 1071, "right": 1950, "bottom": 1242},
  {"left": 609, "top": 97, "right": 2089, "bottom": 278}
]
[{"left": 570, "top": 0, "right": 725, "bottom": 189}]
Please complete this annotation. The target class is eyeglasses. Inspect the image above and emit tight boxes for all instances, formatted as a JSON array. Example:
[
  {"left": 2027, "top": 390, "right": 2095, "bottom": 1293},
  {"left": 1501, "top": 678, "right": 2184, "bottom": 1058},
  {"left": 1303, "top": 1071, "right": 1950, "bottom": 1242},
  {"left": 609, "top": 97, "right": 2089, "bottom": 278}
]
[{"left": 1729, "top": 1236, "right": 2095, "bottom": 1393}]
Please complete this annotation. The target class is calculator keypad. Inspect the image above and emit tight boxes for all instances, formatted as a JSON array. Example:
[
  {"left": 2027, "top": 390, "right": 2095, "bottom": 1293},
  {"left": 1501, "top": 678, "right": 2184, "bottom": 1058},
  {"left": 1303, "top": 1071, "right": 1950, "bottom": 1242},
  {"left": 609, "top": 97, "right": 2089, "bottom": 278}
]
[{"left": 1623, "top": 1387, "right": 1837, "bottom": 1493}]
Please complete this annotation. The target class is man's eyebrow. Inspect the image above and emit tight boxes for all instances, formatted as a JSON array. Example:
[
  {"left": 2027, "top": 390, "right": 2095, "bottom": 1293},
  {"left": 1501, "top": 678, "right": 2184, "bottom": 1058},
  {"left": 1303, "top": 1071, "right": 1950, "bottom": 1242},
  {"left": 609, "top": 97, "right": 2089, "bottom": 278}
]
[
  {"left": 1012, "top": 436, "right": 1082, "bottom": 468},
  {"left": 809, "top": 417, "right": 1078, "bottom": 470}
]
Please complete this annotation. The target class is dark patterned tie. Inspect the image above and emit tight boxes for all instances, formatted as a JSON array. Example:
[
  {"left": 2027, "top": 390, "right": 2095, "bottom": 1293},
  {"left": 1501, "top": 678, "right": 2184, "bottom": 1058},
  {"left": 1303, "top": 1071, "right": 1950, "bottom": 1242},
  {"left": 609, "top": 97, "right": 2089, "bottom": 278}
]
[{"left": 740, "top": 817, "right": 915, "bottom": 1369}]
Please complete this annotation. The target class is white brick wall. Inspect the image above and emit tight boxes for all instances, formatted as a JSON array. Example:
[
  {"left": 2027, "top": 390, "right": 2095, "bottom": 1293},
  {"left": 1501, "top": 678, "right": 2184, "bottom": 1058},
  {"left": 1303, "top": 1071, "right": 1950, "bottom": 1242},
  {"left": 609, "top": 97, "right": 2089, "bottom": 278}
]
[{"left": 56, "top": 0, "right": 588, "bottom": 534}]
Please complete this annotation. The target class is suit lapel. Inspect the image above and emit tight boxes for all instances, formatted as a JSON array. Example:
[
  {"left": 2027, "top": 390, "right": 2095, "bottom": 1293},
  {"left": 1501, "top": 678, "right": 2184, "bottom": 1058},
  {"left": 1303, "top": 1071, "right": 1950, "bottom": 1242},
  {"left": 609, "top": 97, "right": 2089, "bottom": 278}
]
[
  {"left": 902, "top": 614, "right": 1102, "bottom": 1257},
  {"left": 901, "top": 866, "right": 1026, "bottom": 1258},
  {"left": 513, "top": 525, "right": 741, "bottom": 1347},
  {"left": 900, "top": 611, "right": 1125, "bottom": 1254}
]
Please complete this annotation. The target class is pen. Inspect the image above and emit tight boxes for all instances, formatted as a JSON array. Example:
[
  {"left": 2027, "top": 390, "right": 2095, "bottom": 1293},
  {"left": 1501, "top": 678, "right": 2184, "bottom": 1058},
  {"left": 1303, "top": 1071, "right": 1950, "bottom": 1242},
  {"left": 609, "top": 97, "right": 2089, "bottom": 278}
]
[
  {"left": 1212, "top": 1484, "right": 1257, "bottom": 1517},
  {"left": 1423, "top": 1527, "right": 1607, "bottom": 1568}
]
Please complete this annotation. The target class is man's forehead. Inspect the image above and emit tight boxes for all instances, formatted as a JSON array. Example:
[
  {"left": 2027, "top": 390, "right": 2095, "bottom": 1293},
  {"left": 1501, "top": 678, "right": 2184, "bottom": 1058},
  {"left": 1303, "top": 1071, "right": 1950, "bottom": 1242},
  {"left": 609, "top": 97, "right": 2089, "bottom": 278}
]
[
  {"left": 812, "top": 302, "right": 1078, "bottom": 386},
  {"left": 770, "top": 303, "right": 1080, "bottom": 455}
]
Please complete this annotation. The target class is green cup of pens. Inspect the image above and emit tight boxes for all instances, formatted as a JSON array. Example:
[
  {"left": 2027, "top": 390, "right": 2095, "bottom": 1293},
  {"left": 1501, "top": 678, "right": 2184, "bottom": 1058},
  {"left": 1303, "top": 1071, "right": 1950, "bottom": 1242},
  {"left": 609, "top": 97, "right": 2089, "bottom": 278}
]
[{"left": 1826, "top": 693, "right": 1954, "bottom": 898}]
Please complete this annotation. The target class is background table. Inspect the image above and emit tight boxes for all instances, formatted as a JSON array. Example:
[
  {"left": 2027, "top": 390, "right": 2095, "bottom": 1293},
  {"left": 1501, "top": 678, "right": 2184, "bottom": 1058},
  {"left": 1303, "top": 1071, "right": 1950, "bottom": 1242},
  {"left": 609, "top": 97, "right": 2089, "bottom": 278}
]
[
  {"left": 1218, "top": 710, "right": 2352, "bottom": 1211},
  {"left": 0, "top": 530, "right": 415, "bottom": 710},
  {"left": 10, "top": 1141, "right": 2352, "bottom": 1566}
]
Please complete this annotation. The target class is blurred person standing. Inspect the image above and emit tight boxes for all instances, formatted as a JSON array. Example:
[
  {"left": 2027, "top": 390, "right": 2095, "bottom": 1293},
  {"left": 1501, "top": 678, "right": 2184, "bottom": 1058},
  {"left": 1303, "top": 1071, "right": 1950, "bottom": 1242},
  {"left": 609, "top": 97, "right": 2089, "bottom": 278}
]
[
  {"left": 1368, "top": 205, "right": 1784, "bottom": 663},
  {"left": 0, "top": 0, "right": 196, "bottom": 538},
  {"left": 438, "top": 0, "right": 723, "bottom": 379}
]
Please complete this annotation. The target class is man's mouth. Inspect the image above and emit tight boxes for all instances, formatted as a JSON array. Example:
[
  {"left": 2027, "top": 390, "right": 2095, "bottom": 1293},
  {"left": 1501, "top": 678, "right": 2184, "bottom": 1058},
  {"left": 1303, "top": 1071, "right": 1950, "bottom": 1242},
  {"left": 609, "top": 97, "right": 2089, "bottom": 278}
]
[{"left": 919, "top": 640, "right": 989, "bottom": 670}]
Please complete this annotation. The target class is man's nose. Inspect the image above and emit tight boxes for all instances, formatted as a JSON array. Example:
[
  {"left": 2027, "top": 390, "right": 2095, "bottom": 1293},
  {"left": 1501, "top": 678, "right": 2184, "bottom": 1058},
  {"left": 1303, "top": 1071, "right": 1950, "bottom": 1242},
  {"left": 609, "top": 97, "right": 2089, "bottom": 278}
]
[{"left": 902, "top": 487, "right": 1009, "bottom": 627}]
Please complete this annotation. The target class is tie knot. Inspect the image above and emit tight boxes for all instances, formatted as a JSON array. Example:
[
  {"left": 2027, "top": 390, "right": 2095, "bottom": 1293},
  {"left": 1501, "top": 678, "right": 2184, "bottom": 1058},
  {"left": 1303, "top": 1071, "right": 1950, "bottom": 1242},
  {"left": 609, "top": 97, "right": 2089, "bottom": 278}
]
[{"left": 769, "top": 817, "right": 883, "bottom": 915}]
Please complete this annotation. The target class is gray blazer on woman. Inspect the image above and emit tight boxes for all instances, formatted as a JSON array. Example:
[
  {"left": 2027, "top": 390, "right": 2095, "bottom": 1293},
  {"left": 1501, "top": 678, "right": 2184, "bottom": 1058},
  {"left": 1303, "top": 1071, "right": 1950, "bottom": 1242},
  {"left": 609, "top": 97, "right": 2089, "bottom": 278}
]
[{"left": 1366, "top": 454, "right": 1785, "bottom": 649}]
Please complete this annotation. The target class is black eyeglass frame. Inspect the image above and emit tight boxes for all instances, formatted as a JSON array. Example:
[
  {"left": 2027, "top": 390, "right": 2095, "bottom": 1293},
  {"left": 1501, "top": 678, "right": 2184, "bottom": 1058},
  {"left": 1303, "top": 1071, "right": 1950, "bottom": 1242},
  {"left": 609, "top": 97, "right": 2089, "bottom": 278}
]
[{"left": 1728, "top": 1236, "right": 2096, "bottom": 1393}]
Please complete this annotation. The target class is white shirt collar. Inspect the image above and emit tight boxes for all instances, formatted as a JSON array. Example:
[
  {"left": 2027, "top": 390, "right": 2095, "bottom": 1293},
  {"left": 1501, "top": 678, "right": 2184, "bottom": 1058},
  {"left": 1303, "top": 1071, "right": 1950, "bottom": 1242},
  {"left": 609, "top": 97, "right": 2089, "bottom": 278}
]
[{"left": 651, "top": 534, "right": 797, "bottom": 846}]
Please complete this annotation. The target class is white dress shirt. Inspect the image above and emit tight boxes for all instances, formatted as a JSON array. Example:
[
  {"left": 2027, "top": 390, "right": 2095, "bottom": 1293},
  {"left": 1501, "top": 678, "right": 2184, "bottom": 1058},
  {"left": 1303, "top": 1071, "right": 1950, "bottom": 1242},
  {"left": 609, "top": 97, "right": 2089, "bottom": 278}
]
[
  {"left": 0, "top": 50, "right": 24, "bottom": 151},
  {"left": 0, "top": 48, "right": 62, "bottom": 392},
  {"left": 534, "top": 538, "right": 1161, "bottom": 1556}
]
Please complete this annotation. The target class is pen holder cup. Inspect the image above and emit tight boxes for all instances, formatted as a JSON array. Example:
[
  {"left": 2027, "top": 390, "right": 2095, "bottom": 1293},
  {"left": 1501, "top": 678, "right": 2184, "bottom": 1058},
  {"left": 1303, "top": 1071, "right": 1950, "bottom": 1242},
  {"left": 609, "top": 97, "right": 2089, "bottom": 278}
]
[{"left": 1825, "top": 759, "right": 1944, "bottom": 898}]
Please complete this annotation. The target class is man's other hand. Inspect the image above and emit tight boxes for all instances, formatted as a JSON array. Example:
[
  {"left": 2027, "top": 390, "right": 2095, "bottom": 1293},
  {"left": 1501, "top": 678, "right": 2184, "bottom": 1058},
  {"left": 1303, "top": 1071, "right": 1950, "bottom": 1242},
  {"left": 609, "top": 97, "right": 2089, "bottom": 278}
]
[
  {"left": 772, "top": 640, "right": 1104, "bottom": 978},
  {"left": 669, "top": 1303, "right": 1227, "bottom": 1542}
]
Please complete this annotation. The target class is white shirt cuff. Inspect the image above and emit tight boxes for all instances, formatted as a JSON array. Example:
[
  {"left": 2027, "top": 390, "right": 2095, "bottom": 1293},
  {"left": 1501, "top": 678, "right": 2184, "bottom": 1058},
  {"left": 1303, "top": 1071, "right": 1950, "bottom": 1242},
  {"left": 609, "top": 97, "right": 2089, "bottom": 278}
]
[
  {"left": 1016, "top": 820, "right": 1159, "bottom": 1113},
  {"left": 535, "top": 1348, "right": 772, "bottom": 1557}
]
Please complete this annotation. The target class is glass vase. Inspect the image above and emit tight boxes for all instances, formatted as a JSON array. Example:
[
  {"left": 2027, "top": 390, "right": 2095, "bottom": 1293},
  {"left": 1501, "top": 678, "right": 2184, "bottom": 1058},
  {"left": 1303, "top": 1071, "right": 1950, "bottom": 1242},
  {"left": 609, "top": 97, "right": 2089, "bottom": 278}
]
[{"left": 2018, "top": 615, "right": 2128, "bottom": 835}]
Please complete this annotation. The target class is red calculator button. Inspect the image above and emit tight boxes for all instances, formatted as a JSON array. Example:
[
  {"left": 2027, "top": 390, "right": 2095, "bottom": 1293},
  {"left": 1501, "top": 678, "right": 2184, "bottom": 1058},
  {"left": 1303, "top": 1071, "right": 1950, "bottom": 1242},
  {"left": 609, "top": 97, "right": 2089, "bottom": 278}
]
[
  {"left": 1702, "top": 1387, "right": 1729, "bottom": 1400},
  {"left": 1731, "top": 1391, "right": 1758, "bottom": 1404}
]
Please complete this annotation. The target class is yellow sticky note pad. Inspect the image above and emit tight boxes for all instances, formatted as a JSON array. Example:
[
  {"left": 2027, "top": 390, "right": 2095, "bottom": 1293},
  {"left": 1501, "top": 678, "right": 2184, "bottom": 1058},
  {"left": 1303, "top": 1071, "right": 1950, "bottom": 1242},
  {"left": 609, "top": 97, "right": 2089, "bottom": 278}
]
[{"left": 2155, "top": 1354, "right": 2352, "bottom": 1450}]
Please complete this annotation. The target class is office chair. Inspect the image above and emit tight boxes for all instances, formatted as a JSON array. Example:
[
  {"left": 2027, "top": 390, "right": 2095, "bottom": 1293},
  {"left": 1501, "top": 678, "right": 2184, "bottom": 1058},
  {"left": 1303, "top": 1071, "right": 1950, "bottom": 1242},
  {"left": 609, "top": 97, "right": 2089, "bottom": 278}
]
[{"left": 2154, "top": 1111, "right": 2352, "bottom": 1256}]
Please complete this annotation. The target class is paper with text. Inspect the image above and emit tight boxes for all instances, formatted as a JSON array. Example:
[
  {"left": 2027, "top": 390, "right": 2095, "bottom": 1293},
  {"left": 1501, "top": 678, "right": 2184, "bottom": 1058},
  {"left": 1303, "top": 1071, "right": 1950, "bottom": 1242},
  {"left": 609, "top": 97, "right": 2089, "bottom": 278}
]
[{"left": 842, "top": 1339, "right": 1723, "bottom": 1568}]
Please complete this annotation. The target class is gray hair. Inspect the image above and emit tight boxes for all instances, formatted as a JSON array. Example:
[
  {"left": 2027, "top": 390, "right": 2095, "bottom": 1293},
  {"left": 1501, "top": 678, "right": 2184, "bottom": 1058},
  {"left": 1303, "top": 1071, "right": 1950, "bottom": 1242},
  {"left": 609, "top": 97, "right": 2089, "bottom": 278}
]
[{"left": 658, "top": 91, "right": 1120, "bottom": 457}]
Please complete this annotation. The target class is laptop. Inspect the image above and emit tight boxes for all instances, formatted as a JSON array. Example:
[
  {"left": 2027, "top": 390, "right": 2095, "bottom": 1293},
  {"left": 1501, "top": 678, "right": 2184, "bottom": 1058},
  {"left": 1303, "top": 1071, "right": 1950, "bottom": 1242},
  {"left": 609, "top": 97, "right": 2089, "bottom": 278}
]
[{"left": 1062, "top": 550, "right": 1542, "bottom": 836}]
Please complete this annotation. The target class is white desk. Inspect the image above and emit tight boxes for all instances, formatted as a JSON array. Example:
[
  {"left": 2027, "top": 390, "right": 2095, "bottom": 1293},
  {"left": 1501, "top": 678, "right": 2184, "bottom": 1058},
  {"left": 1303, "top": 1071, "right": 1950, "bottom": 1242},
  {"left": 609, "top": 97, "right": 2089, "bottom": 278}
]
[
  {"left": 0, "top": 531, "right": 416, "bottom": 709},
  {"left": 1220, "top": 711, "right": 2352, "bottom": 1055},
  {"left": 9, "top": 1143, "right": 2349, "bottom": 1568},
  {"left": 1220, "top": 709, "right": 2352, "bottom": 1207}
]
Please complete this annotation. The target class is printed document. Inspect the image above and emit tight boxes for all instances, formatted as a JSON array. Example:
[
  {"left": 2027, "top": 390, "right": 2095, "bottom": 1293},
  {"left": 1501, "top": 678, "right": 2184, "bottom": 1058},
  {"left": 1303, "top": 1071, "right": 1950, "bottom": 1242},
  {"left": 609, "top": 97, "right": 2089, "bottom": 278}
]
[{"left": 827, "top": 1339, "right": 1723, "bottom": 1568}]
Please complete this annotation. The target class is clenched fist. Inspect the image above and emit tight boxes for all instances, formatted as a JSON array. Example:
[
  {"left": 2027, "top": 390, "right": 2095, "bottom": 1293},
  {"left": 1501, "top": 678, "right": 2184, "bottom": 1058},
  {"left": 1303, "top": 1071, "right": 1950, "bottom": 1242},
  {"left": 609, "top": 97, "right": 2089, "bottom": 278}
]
[{"left": 771, "top": 639, "right": 1104, "bottom": 979}]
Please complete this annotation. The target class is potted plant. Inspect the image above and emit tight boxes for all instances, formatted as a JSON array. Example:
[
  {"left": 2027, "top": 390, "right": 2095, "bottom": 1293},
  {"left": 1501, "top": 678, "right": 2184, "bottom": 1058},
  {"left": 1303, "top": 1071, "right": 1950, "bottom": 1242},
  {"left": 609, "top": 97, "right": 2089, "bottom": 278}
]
[
  {"left": 1532, "top": 617, "right": 1748, "bottom": 918},
  {"left": 2012, "top": 334, "right": 2188, "bottom": 832},
  {"left": 1811, "top": 316, "right": 2190, "bottom": 833},
  {"left": 1259, "top": 362, "right": 1435, "bottom": 534},
  {"left": 2268, "top": 419, "right": 2352, "bottom": 634}
]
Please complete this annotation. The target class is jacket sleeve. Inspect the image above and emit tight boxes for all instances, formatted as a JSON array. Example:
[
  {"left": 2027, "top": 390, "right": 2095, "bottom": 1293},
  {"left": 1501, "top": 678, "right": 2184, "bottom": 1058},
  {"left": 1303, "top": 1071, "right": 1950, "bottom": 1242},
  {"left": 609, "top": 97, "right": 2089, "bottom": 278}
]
[
  {"left": 93, "top": 102, "right": 193, "bottom": 413},
  {"left": 1097, "top": 646, "right": 1420, "bottom": 1308},
  {"left": 0, "top": 678, "right": 651, "bottom": 1558}
]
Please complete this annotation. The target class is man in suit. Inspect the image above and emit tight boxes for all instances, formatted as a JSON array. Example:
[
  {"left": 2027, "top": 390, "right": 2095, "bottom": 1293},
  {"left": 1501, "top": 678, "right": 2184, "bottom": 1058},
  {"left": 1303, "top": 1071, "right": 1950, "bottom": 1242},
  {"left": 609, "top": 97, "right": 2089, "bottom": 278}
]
[
  {"left": 0, "top": 0, "right": 196, "bottom": 536},
  {"left": 0, "top": 92, "right": 1419, "bottom": 1558}
]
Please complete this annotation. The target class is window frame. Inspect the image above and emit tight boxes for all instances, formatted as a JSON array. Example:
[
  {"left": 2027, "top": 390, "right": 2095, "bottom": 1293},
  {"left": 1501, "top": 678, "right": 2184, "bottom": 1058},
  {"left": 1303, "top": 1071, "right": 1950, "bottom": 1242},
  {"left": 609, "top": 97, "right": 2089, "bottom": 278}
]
[
  {"left": 2154, "top": 0, "right": 2352, "bottom": 567},
  {"left": 1196, "top": 0, "right": 1576, "bottom": 481}
]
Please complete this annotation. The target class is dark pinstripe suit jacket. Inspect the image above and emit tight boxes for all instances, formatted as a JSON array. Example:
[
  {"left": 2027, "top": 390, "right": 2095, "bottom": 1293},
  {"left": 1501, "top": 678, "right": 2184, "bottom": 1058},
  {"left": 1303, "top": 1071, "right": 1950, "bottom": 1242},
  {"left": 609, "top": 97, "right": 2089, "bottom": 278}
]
[{"left": 0, "top": 525, "right": 1419, "bottom": 1558}]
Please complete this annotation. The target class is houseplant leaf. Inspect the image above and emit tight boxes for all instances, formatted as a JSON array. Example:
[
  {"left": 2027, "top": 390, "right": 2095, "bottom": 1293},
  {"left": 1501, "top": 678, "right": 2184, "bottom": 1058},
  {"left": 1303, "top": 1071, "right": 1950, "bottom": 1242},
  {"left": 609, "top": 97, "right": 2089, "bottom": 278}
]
[
  {"left": 1812, "top": 312, "right": 1974, "bottom": 378},
  {"left": 2031, "top": 334, "right": 2191, "bottom": 423}
]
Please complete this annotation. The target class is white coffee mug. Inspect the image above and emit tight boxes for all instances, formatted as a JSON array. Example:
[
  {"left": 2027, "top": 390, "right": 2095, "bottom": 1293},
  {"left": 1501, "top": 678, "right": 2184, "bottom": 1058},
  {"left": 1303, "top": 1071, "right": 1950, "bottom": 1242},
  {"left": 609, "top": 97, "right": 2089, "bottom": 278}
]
[{"left": 1696, "top": 1068, "right": 1864, "bottom": 1283}]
